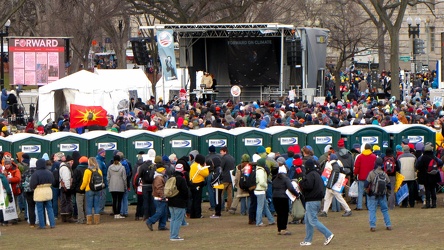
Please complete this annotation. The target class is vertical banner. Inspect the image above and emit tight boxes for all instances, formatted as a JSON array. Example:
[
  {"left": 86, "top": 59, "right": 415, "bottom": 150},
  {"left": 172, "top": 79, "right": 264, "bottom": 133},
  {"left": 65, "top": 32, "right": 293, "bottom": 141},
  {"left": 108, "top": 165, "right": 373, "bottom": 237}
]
[{"left": 157, "top": 30, "right": 178, "bottom": 81}]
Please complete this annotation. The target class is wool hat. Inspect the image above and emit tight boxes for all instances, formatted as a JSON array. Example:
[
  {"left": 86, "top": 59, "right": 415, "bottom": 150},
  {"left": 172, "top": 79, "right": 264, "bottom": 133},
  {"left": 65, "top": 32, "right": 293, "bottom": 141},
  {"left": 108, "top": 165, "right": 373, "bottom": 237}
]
[
  {"left": 293, "top": 158, "right": 303, "bottom": 166},
  {"left": 373, "top": 145, "right": 381, "bottom": 151},
  {"left": 305, "top": 159, "right": 315, "bottom": 170},
  {"left": 374, "top": 157, "right": 383, "bottom": 169},
  {"left": 352, "top": 143, "right": 361, "bottom": 150},
  {"left": 156, "top": 167, "right": 166, "bottom": 173},
  {"left": 324, "top": 145, "right": 333, "bottom": 153},
  {"left": 154, "top": 155, "right": 163, "bottom": 164},
  {"left": 424, "top": 142, "right": 434, "bottom": 152},
  {"left": 42, "top": 153, "right": 50, "bottom": 161},
  {"left": 330, "top": 154, "right": 338, "bottom": 161},
  {"left": 146, "top": 149, "right": 156, "bottom": 162},
  {"left": 209, "top": 145, "right": 216, "bottom": 153},
  {"left": 278, "top": 166, "right": 287, "bottom": 174},
  {"left": 396, "top": 145, "right": 403, "bottom": 152},
  {"left": 36, "top": 158, "right": 46, "bottom": 169},
  {"left": 241, "top": 154, "right": 250, "bottom": 162},
  {"left": 22, "top": 153, "right": 30, "bottom": 165},
  {"left": 79, "top": 156, "right": 88, "bottom": 164},
  {"left": 97, "top": 148, "right": 106, "bottom": 155},
  {"left": 408, "top": 143, "right": 414, "bottom": 150},
  {"left": 337, "top": 139, "right": 345, "bottom": 148},
  {"left": 415, "top": 142, "right": 425, "bottom": 151},
  {"left": 162, "top": 155, "right": 170, "bottom": 162},
  {"left": 268, "top": 152, "right": 276, "bottom": 159},
  {"left": 265, "top": 147, "right": 272, "bottom": 154},
  {"left": 257, "top": 146, "right": 266, "bottom": 154},
  {"left": 402, "top": 138, "right": 410, "bottom": 145},
  {"left": 257, "top": 158, "right": 266, "bottom": 167},
  {"left": 364, "top": 144, "right": 372, "bottom": 150},
  {"left": 277, "top": 157, "right": 286, "bottom": 165},
  {"left": 175, "top": 163, "right": 184, "bottom": 172},
  {"left": 195, "top": 154, "right": 206, "bottom": 165},
  {"left": 66, "top": 155, "right": 74, "bottom": 162}
]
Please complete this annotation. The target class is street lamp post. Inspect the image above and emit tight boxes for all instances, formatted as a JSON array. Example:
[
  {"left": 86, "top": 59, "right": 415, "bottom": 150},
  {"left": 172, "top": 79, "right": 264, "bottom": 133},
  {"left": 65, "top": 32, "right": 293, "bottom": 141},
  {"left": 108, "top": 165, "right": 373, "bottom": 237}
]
[
  {"left": 0, "top": 19, "right": 11, "bottom": 91},
  {"left": 407, "top": 17, "right": 420, "bottom": 77}
]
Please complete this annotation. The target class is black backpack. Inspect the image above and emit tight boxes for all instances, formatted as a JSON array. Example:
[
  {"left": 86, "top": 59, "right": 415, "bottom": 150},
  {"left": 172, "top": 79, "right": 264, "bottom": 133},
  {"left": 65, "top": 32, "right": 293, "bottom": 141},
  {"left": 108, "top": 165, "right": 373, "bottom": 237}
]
[
  {"left": 239, "top": 164, "right": 256, "bottom": 191},
  {"left": 89, "top": 169, "right": 104, "bottom": 191},
  {"left": 142, "top": 163, "right": 156, "bottom": 184},
  {"left": 52, "top": 168, "right": 60, "bottom": 188},
  {"left": 370, "top": 171, "right": 387, "bottom": 196}
]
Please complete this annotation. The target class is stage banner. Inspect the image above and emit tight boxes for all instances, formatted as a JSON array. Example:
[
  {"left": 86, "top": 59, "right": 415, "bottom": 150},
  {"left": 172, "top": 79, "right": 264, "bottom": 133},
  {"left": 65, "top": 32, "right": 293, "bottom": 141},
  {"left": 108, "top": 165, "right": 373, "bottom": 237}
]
[
  {"left": 157, "top": 30, "right": 178, "bottom": 81},
  {"left": 9, "top": 37, "right": 66, "bottom": 85},
  {"left": 227, "top": 38, "right": 279, "bottom": 87}
]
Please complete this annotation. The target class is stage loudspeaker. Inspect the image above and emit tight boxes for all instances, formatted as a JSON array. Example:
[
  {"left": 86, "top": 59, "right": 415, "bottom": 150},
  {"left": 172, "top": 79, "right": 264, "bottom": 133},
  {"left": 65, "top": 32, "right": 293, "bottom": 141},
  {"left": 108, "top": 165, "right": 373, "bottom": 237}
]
[
  {"left": 179, "top": 38, "right": 193, "bottom": 68},
  {"left": 130, "top": 39, "right": 149, "bottom": 65}
]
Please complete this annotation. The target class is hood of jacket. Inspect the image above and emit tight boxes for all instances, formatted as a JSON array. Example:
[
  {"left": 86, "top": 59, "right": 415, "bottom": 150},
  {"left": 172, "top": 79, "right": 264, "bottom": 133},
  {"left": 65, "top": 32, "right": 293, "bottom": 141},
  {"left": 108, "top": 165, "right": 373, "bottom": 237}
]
[
  {"left": 362, "top": 149, "right": 373, "bottom": 156},
  {"left": 108, "top": 163, "right": 122, "bottom": 172},
  {"left": 77, "top": 163, "right": 88, "bottom": 170},
  {"left": 337, "top": 148, "right": 349, "bottom": 157}
]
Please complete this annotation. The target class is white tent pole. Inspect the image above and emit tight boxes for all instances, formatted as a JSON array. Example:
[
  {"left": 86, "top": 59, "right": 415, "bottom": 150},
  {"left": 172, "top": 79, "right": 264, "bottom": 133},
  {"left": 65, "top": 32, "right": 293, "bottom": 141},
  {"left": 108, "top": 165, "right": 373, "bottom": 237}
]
[{"left": 279, "top": 28, "right": 284, "bottom": 97}]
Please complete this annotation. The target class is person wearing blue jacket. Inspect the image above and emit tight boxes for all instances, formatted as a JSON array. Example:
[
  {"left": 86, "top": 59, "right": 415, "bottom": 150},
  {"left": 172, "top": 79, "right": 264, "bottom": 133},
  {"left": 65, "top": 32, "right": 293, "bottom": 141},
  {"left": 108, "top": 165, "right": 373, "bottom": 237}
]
[
  {"left": 96, "top": 148, "right": 107, "bottom": 214},
  {"left": 30, "top": 158, "right": 55, "bottom": 229},
  {"left": 1, "top": 88, "right": 8, "bottom": 112}
]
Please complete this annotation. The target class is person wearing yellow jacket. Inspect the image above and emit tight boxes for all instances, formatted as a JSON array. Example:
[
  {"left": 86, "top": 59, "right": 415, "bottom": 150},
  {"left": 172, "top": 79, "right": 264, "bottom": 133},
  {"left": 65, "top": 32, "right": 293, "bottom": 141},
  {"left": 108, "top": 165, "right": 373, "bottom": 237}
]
[
  {"left": 189, "top": 154, "right": 209, "bottom": 218},
  {"left": 80, "top": 157, "right": 103, "bottom": 225}
]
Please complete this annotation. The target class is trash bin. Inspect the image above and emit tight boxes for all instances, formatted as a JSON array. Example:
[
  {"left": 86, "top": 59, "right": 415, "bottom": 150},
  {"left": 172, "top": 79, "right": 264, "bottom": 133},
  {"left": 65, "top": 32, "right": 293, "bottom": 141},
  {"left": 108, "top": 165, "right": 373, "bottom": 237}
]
[
  {"left": 299, "top": 125, "right": 341, "bottom": 158},
  {"left": 384, "top": 124, "right": 436, "bottom": 149},
  {"left": 46, "top": 132, "right": 88, "bottom": 157},
  {"left": 266, "top": 126, "right": 307, "bottom": 156},
  {"left": 157, "top": 129, "right": 198, "bottom": 159},
  {"left": 192, "top": 128, "right": 235, "bottom": 157},
  {"left": 231, "top": 127, "right": 271, "bottom": 163},
  {"left": 337, "top": 125, "right": 390, "bottom": 152},
  {"left": 8, "top": 133, "right": 51, "bottom": 159}
]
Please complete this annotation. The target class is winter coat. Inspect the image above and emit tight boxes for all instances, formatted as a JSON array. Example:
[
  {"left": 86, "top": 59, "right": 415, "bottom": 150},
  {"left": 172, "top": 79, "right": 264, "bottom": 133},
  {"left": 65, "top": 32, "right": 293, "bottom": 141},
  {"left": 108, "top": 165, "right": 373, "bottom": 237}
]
[
  {"left": 189, "top": 161, "right": 209, "bottom": 185},
  {"left": 107, "top": 163, "right": 127, "bottom": 192},
  {"left": 96, "top": 154, "right": 108, "bottom": 187},
  {"left": 254, "top": 166, "right": 268, "bottom": 192},
  {"left": 220, "top": 153, "right": 235, "bottom": 183},
  {"left": 299, "top": 167, "right": 325, "bottom": 202},
  {"left": 4, "top": 165, "right": 21, "bottom": 196},
  {"left": 72, "top": 163, "right": 88, "bottom": 193},
  {"left": 167, "top": 171, "right": 189, "bottom": 208},
  {"left": 337, "top": 148, "right": 354, "bottom": 175},
  {"left": 152, "top": 173, "right": 165, "bottom": 198},
  {"left": 1, "top": 89, "right": 8, "bottom": 110},
  {"left": 415, "top": 151, "right": 443, "bottom": 185},
  {"left": 80, "top": 168, "right": 103, "bottom": 192},
  {"left": 397, "top": 152, "right": 417, "bottom": 181},
  {"left": 272, "top": 173, "right": 298, "bottom": 199},
  {"left": 234, "top": 163, "right": 250, "bottom": 198},
  {"left": 354, "top": 149, "right": 377, "bottom": 181},
  {"left": 30, "top": 161, "right": 54, "bottom": 190},
  {"left": 59, "top": 163, "right": 73, "bottom": 190}
]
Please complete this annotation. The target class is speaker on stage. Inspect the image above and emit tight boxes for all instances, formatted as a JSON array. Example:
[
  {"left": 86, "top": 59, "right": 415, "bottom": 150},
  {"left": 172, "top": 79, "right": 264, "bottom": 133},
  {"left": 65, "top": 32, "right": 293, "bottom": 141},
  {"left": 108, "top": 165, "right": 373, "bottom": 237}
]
[{"left": 130, "top": 38, "right": 149, "bottom": 65}]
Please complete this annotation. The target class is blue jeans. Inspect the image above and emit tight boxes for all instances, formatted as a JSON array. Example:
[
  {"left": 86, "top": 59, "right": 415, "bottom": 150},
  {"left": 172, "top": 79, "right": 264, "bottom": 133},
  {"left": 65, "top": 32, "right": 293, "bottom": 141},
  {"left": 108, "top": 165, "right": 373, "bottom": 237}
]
[
  {"left": 206, "top": 175, "right": 215, "bottom": 209},
  {"left": 36, "top": 200, "right": 55, "bottom": 229},
  {"left": 120, "top": 190, "right": 128, "bottom": 215},
  {"left": 99, "top": 189, "right": 106, "bottom": 213},
  {"left": 18, "top": 193, "right": 27, "bottom": 218},
  {"left": 147, "top": 200, "right": 167, "bottom": 229},
  {"left": 304, "top": 201, "right": 333, "bottom": 243},
  {"left": 51, "top": 187, "right": 59, "bottom": 217},
  {"left": 357, "top": 180, "right": 365, "bottom": 209},
  {"left": 86, "top": 191, "right": 101, "bottom": 215},
  {"left": 367, "top": 195, "right": 391, "bottom": 228},
  {"left": 256, "top": 193, "right": 274, "bottom": 226},
  {"left": 143, "top": 186, "right": 155, "bottom": 219},
  {"left": 240, "top": 197, "right": 249, "bottom": 215},
  {"left": 169, "top": 206, "right": 186, "bottom": 239},
  {"left": 266, "top": 183, "right": 275, "bottom": 213}
]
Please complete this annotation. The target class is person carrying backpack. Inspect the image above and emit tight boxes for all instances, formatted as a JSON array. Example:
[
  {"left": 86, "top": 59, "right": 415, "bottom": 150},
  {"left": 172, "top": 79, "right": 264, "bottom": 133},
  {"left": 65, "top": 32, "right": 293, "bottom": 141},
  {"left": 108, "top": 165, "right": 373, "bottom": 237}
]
[
  {"left": 415, "top": 142, "right": 443, "bottom": 209},
  {"left": 383, "top": 148, "right": 398, "bottom": 210},
  {"left": 364, "top": 157, "right": 392, "bottom": 232},
  {"left": 80, "top": 157, "right": 104, "bottom": 225},
  {"left": 137, "top": 149, "right": 157, "bottom": 220},
  {"left": 21, "top": 158, "right": 37, "bottom": 227}
]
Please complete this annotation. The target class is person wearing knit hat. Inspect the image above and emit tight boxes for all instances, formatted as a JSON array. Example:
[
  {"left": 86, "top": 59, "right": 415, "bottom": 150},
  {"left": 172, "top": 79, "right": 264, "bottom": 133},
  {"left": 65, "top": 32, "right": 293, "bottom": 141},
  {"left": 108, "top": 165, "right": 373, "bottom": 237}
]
[
  {"left": 255, "top": 157, "right": 275, "bottom": 227},
  {"left": 266, "top": 147, "right": 272, "bottom": 154},
  {"left": 364, "top": 157, "right": 392, "bottom": 231},
  {"left": 175, "top": 164, "right": 184, "bottom": 172},
  {"left": 299, "top": 157, "right": 335, "bottom": 246},
  {"left": 353, "top": 143, "right": 377, "bottom": 211},
  {"left": 241, "top": 154, "right": 250, "bottom": 163},
  {"left": 208, "top": 145, "right": 216, "bottom": 153},
  {"left": 318, "top": 154, "right": 352, "bottom": 218},
  {"left": 397, "top": 142, "right": 418, "bottom": 208},
  {"left": 272, "top": 162, "right": 298, "bottom": 235},
  {"left": 257, "top": 146, "right": 266, "bottom": 154},
  {"left": 108, "top": 154, "right": 127, "bottom": 219},
  {"left": 189, "top": 153, "right": 209, "bottom": 218},
  {"left": 73, "top": 156, "right": 89, "bottom": 224},
  {"left": 154, "top": 156, "right": 163, "bottom": 164},
  {"left": 337, "top": 139, "right": 345, "bottom": 148},
  {"left": 146, "top": 164, "right": 168, "bottom": 231}
]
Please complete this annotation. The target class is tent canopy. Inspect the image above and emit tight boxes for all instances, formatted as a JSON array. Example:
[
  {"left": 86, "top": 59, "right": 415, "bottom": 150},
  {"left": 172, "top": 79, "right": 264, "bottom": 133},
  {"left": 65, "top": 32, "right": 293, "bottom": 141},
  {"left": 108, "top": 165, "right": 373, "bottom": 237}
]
[{"left": 38, "top": 69, "right": 152, "bottom": 124}]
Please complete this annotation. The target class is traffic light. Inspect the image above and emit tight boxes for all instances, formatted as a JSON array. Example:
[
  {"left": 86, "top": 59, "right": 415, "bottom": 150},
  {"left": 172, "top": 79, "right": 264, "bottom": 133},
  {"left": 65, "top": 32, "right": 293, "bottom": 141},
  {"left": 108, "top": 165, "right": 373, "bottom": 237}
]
[
  {"left": 130, "top": 38, "right": 149, "bottom": 65},
  {"left": 286, "top": 39, "right": 303, "bottom": 66},
  {"left": 413, "top": 38, "right": 425, "bottom": 55}
]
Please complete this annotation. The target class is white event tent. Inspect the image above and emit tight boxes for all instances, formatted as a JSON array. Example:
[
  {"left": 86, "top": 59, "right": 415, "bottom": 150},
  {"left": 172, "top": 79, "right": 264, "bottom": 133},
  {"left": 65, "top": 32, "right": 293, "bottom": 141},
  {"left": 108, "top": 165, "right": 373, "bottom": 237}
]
[{"left": 38, "top": 69, "right": 152, "bottom": 124}]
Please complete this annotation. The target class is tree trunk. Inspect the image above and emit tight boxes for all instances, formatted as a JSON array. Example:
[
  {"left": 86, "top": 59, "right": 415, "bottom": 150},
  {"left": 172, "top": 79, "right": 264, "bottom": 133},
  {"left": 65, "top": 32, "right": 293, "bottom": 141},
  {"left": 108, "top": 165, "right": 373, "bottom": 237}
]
[
  {"left": 389, "top": 31, "right": 400, "bottom": 99},
  {"left": 334, "top": 69, "right": 342, "bottom": 98},
  {"left": 377, "top": 24, "right": 386, "bottom": 72}
]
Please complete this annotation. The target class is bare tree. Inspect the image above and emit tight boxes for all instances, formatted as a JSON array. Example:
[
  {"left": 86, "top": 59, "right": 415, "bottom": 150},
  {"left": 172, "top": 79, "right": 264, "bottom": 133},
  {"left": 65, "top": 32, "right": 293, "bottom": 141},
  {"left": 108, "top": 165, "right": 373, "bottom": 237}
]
[{"left": 0, "top": 0, "right": 27, "bottom": 27}]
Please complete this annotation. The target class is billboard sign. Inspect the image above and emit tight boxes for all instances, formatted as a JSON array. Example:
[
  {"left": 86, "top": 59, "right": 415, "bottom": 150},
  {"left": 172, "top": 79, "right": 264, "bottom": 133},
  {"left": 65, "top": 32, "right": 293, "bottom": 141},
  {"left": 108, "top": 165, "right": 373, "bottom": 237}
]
[{"left": 9, "top": 37, "right": 66, "bottom": 85}]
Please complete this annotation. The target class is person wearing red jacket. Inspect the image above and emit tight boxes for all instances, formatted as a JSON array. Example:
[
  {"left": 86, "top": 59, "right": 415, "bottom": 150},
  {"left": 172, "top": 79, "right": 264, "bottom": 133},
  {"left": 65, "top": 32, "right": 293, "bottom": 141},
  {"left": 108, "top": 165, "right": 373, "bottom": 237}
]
[{"left": 353, "top": 144, "right": 377, "bottom": 210}]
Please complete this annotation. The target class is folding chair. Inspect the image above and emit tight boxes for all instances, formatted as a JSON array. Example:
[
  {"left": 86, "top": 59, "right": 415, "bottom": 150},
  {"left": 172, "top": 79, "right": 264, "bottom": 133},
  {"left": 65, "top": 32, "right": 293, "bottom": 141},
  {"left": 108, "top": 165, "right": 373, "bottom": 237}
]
[{"left": 436, "top": 169, "right": 444, "bottom": 193}]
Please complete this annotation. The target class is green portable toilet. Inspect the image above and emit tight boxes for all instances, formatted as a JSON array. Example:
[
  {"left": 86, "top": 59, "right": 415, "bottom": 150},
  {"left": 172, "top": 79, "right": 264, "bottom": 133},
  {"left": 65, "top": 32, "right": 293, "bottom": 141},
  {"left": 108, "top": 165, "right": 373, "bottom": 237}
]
[
  {"left": 192, "top": 128, "right": 235, "bottom": 157},
  {"left": 299, "top": 125, "right": 341, "bottom": 157},
  {"left": 266, "top": 126, "right": 307, "bottom": 155},
  {"left": 0, "top": 136, "right": 11, "bottom": 153},
  {"left": 83, "top": 131, "right": 125, "bottom": 205},
  {"left": 384, "top": 124, "right": 436, "bottom": 149},
  {"left": 119, "top": 130, "right": 163, "bottom": 163},
  {"left": 46, "top": 132, "right": 88, "bottom": 157},
  {"left": 231, "top": 127, "right": 271, "bottom": 163},
  {"left": 158, "top": 129, "right": 198, "bottom": 159},
  {"left": 8, "top": 133, "right": 51, "bottom": 159},
  {"left": 337, "top": 125, "right": 390, "bottom": 152}
]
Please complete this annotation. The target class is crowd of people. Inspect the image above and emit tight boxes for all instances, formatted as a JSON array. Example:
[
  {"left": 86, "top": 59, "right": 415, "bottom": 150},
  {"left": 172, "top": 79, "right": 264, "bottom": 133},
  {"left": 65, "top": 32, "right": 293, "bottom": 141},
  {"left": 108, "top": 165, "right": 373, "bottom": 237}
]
[{"left": 1, "top": 131, "right": 443, "bottom": 245}]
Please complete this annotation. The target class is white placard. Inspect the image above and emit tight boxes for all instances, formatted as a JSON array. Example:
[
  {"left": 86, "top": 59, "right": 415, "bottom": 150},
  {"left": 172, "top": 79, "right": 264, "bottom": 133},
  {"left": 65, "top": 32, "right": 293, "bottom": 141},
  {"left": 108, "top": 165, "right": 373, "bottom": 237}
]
[
  {"left": 60, "top": 143, "right": 79, "bottom": 152},
  {"left": 135, "top": 141, "right": 154, "bottom": 149},
  {"left": 98, "top": 142, "right": 117, "bottom": 151},
  {"left": 172, "top": 140, "right": 192, "bottom": 148},
  {"left": 244, "top": 138, "right": 263, "bottom": 146}
]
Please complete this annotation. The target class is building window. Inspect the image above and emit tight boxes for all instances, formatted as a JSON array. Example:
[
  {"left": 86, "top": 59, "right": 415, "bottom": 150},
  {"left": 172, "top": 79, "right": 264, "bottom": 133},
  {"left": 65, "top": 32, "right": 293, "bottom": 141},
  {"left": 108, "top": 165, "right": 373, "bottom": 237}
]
[{"left": 430, "top": 26, "right": 435, "bottom": 52}]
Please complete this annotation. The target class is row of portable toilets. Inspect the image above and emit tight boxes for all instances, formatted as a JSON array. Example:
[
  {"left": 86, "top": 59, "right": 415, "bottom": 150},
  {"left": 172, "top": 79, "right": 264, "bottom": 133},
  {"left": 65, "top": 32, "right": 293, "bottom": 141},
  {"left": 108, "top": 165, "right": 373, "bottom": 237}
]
[{"left": 0, "top": 124, "right": 435, "bottom": 204}]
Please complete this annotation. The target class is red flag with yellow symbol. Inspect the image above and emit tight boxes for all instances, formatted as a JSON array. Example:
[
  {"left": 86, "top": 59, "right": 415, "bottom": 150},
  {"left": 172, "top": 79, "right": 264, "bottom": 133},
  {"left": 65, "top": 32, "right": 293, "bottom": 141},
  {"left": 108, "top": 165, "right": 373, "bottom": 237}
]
[{"left": 69, "top": 104, "right": 108, "bottom": 128}]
